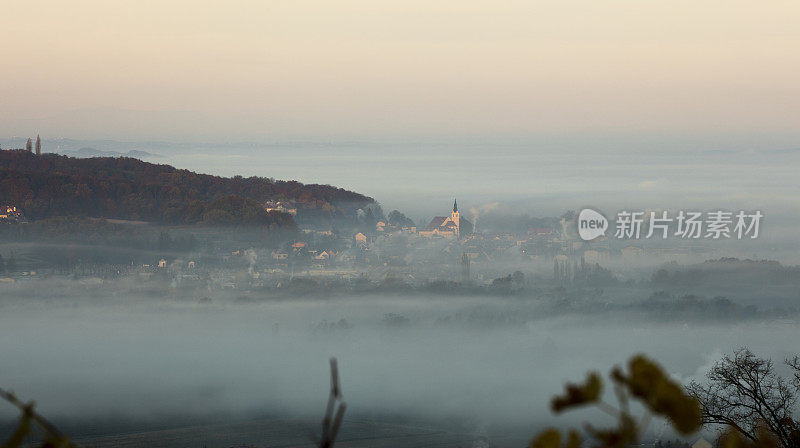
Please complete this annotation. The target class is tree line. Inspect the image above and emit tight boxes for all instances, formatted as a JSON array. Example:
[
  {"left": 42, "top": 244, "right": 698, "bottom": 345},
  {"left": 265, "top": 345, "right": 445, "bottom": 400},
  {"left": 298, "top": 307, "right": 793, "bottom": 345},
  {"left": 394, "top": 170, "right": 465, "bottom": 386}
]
[{"left": 0, "top": 149, "right": 374, "bottom": 226}]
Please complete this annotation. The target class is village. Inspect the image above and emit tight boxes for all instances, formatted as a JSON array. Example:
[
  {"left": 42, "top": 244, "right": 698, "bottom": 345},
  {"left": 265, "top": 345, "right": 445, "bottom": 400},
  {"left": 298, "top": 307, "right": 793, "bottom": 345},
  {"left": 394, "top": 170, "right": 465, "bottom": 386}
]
[
  {"left": 0, "top": 141, "right": 716, "bottom": 290},
  {"left": 0, "top": 196, "right": 716, "bottom": 297}
]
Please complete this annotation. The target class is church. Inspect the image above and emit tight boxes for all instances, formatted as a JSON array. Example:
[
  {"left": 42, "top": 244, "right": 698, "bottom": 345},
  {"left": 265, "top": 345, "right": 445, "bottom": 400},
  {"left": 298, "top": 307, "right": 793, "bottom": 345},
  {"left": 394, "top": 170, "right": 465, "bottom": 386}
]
[{"left": 418, "top": 199, "right": 473, "bottom": 239}]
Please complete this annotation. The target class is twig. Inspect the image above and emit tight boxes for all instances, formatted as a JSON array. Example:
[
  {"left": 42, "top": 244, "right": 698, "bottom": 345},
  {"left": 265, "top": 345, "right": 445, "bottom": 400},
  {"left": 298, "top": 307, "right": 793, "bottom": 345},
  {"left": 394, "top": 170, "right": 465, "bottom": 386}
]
[
  {"left": 0, "top": 387, "right": 78, "bottom": 448},
  {"left": 319, "top": 358, "right": 346, "bottom": 448}
]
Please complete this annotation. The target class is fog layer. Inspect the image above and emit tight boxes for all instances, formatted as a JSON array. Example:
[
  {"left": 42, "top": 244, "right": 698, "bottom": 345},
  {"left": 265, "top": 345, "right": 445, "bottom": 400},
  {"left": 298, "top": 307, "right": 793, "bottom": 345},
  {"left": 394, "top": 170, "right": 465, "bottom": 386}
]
[{"left": 1, "top": 292, "right": 797, "bottom": 437}]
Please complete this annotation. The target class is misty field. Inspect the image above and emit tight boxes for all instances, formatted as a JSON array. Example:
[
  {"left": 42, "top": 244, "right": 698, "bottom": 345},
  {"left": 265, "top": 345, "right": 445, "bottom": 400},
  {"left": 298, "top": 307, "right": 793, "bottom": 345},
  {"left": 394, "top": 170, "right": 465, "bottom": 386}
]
[{"left": 1, "top": 289, "right": 797, "bottom": 445}]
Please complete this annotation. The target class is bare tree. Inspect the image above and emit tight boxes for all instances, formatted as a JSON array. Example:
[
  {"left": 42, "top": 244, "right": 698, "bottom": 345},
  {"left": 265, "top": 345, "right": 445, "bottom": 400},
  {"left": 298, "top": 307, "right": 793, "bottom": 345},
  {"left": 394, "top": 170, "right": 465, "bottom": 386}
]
[
  {"left": 789, "top": 356, "right": 800, "bottom": 391},
  {"left": 687, "top": 348, "right": 800, "bottom": 448}
]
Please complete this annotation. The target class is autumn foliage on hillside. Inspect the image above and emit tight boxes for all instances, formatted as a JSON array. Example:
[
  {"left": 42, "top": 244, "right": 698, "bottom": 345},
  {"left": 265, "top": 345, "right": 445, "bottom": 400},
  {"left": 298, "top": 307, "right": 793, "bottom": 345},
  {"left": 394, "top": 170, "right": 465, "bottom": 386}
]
[{"left": 0, "top": 150, "right": 374, "bottom": 226}]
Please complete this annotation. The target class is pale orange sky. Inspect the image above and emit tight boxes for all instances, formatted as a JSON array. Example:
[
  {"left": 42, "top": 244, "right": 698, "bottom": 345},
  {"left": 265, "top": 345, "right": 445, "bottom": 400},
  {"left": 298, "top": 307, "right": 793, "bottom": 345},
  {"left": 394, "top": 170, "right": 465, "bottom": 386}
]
[{"left": 2, "top": 0, "right": 799, "bottom": 141}]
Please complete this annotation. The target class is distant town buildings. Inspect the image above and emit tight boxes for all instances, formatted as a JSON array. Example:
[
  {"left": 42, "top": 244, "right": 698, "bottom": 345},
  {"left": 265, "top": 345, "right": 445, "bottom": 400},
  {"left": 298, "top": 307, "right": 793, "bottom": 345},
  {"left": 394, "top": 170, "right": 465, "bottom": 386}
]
[
  {"left": 354, "top": 232, "right": 367, "bottom": 245},
  {"left": 0, "top": 206, "right": 24, "bottom": 223},
  {"left": 264, "top": 200, "right": 297, "bottom": 215},
  {"left": 418, "top": 199, "right": 473, "bottom": 239},
  {"left": 0, "top": 171, "right": 709, "bottom": 286}
]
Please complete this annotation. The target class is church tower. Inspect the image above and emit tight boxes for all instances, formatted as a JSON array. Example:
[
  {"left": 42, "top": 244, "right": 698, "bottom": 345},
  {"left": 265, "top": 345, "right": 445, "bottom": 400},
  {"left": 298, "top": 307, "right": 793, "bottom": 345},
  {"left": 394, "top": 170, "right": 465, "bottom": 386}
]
[
  {"left": 451, "top": 198, "right": 460, "bottom": 236},
  {"left": 35, "top": 135, "right": 41, "bottom": 155}
]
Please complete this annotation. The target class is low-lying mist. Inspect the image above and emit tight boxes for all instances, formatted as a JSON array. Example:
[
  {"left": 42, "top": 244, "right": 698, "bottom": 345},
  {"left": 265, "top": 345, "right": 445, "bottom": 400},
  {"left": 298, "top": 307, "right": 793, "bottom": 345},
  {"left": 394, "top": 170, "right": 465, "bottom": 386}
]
[{"left": 2, "top": 288, "right": 797, "bottom": 439}]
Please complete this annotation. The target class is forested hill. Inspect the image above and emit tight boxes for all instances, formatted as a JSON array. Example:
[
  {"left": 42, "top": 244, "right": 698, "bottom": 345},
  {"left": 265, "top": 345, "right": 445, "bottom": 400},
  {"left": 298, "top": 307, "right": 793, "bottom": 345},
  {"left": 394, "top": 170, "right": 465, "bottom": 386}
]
[{"left": 0, "top": 149, "right": 375, "bottom": 226}]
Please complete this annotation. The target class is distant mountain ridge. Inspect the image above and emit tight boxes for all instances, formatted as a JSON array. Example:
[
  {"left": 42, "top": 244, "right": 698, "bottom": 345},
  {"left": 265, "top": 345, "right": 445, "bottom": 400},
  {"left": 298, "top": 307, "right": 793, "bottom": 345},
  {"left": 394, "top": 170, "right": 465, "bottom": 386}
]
[
  {"left": 0, "top": 149, "right": 375, "bottom": 226},
  {"left": 60, "top": 147, "right": 164, "bottom": 159}
]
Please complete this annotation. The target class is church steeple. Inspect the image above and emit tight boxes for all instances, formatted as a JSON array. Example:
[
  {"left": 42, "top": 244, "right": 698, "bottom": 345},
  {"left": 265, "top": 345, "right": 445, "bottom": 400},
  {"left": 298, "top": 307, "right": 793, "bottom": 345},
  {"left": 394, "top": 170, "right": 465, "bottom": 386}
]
[{"left": 451, "top": 198, "right": 460, "bottom": 236}]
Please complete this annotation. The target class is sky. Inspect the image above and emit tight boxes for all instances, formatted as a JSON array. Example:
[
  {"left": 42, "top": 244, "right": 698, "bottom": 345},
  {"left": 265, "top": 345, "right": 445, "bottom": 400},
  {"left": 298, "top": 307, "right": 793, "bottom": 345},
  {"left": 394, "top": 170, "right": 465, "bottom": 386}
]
[{"left": 2, "top": 0, "right": 800, "bottom": 142}]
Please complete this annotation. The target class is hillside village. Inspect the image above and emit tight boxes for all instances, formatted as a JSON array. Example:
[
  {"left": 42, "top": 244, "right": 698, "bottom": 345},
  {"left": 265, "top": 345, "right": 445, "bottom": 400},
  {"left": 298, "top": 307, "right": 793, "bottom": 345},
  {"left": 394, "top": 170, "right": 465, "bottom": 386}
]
[
  {"left": 0, "top": 144, "right": 715, "bottom": 290},
  {"left": 0, "top": 191, "right": 715, "bottom": 295}
]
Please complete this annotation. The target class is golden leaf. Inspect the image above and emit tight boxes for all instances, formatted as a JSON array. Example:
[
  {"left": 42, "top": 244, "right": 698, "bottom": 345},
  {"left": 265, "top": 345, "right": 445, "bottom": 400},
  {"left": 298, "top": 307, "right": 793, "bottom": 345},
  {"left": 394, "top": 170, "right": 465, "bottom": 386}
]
[
  {"left": 551, "top": 372, "right": 603, "bottom": 413},
  {"left": 611, "top": 355, "right": 701, "bottom": 434}
]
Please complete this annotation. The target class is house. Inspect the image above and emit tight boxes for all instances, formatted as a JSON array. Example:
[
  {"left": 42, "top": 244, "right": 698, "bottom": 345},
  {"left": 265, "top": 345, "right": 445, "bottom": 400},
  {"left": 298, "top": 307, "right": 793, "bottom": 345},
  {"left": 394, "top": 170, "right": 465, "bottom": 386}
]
[
  {"left": 264, "top": 201, "right": 297, "bottom": 215},
  {"left": 0, "top": 205, "right": 24, "bottom": 222},
  {"left": 418, "top": 199, "right": 473, "bottom": 239},
  {"left": 312, "top": 251, "right": 337, "bottom": 267},
  {"left": 314, "top": 251, "right": 332, "bottom": 260},
  {"left": 354, "top": 232, "right": 367, "bottom": 245}
]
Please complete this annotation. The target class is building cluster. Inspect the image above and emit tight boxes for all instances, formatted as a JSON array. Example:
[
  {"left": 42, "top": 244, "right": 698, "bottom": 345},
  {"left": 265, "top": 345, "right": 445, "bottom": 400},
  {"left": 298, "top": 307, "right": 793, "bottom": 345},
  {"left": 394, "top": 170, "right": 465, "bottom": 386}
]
[
  {"left": 417, "top": 199, "right": 473, "bottom": 238},
  {"left": 0, "top": 205, "right": 25, "bottom": 223},
  {"left": 1, "top": 194, "right": 712, "bottom": 289},
  {"left": 243, "top": 199, "right": 569, "bottom": 285},
  {"left": 263, "top": 200, "right": 297, "bottom": 215}
]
